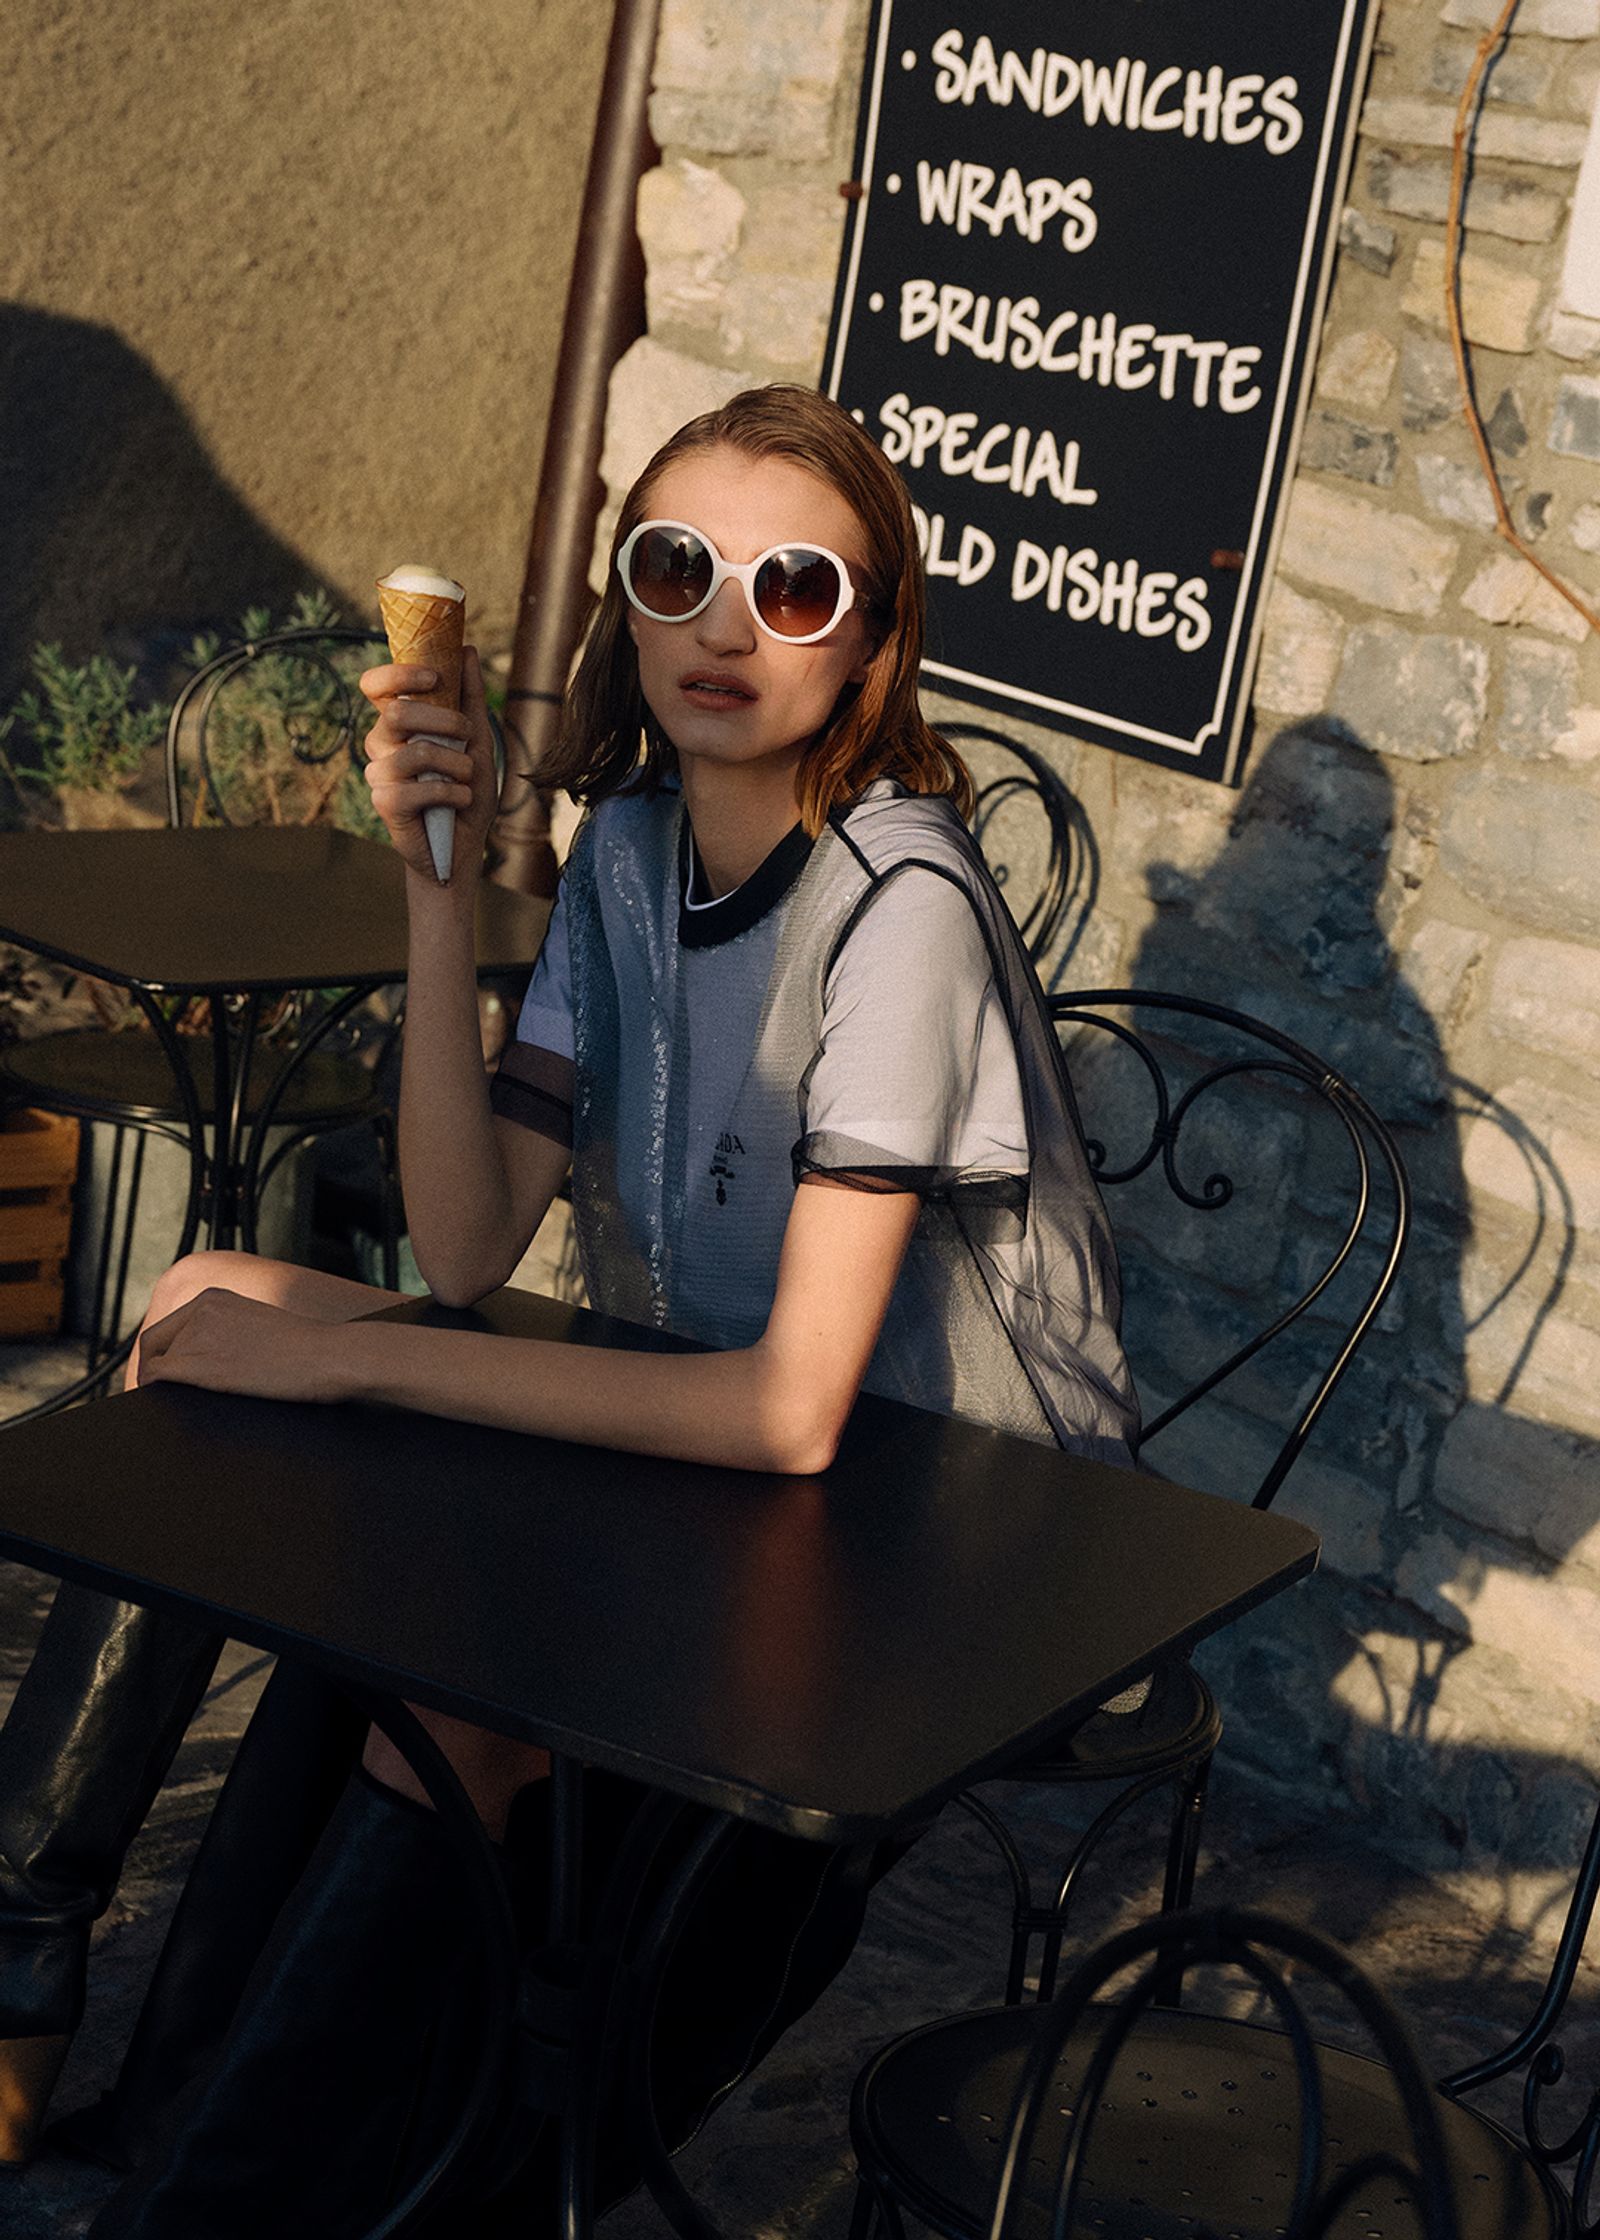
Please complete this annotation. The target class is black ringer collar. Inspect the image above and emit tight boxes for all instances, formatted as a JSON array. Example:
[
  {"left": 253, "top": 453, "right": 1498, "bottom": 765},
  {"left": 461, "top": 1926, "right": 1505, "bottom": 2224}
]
[{"left": 677, "top": 816, "right": 815, "bottom": 948}]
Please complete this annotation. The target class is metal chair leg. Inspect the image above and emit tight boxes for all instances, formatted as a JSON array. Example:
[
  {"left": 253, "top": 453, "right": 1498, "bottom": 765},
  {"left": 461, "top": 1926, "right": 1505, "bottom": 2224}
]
[
  {"left": 1033, "top": 1762, "right": 1183, "bottom": 2003},
  {"left": 105, "top": 1131, "right": 147, "bottom": 1355},
  {"left": 1161, "top": 1752, "right": 1212, "bottom": 1918},
  {"left": 545, "top": 1790, "right": 690, "bottom": 2240},
  {"left": 345, "top": 1692, "right": 521, "bottom": 2239},
  {"left": 86, "top": 1125, "right": 126, "bottom": 1372},
  {"left": 1152, "top": 1752, "right": 1214, "bottom": 2010},
  {"left": 848, "top": 2174, "right": 899, "bottom": 2240},
  {"left": 621, "top": 1810, "right": 743, "bottom": 2240},
  {"left": 949, "top": 1791, "right": 1036, "bottom": 2006}
]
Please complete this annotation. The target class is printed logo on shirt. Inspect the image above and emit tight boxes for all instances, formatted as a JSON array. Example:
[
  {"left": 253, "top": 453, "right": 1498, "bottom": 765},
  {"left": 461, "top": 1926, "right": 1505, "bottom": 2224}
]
[{"left": 710, "top": 1130, "right": 745, "bottom": 1206}]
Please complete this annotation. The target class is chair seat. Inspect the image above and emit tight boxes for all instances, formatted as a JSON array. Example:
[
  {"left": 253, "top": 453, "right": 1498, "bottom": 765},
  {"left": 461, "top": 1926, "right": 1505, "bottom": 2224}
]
[
  {"left": 1012, "top": 1661, "right": 1221, "bottom": 1785},
  {"left": 0, "top": 1028, "right": 383, "bottom": 1131},
  {"left": 854, "top": 2001, "right": 1561, "bottom": 2239}
]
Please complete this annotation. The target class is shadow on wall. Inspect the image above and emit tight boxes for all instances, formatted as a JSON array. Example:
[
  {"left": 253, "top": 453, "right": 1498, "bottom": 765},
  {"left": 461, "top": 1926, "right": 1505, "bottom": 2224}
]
[
  {"left": 0, "top": 304, "right": 330, "bottom": 695},
  {"left": 1066, "top": 722, "right": 1591, "bottom": 1878}
]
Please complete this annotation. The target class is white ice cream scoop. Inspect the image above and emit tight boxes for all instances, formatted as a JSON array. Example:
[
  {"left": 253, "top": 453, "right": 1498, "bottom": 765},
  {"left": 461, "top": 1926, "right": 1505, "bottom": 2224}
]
[{"left": 379, "top": 563, "right": 465, "bottom": 602}]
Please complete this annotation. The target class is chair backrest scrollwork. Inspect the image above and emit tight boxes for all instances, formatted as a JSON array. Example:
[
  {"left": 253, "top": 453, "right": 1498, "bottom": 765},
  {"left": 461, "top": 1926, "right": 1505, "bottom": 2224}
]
[
  {"left": 1052, "top": 989, "right": 1411, "bottom": 1510},
  {"left": 939, "top": 721, "right": 1095, "bottom": 968},
  {"left": 164, "top": 625, "right": 389, "bottom": 831},
  {"left": 1439, "top": 1787, "right": 1600, "bottom": 2232}
]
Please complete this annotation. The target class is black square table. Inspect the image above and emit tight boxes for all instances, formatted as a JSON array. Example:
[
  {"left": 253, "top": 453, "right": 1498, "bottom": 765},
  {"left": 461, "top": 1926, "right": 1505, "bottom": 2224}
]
[
  {"left": 0, "top": 1288, "right": 1318, "bottom": 2234},
  {"left": 0, "top": 828, "right": 550, "bottom": 1395}
]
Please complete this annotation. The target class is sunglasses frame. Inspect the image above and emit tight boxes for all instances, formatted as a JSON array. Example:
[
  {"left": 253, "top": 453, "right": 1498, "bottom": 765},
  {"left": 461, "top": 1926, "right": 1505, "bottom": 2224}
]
[{"left": 616, "top": 519, "right": 865, "bottom": 645}]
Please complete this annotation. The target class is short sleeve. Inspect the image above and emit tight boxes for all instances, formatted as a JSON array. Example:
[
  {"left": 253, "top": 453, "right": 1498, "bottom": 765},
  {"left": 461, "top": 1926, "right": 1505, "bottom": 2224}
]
[
  {"left": 489, "top": 884, "right": 575, "bottom": 1142},
  {"left": 796, "top": 868, "right": 1029, "bottom": 1198},
  {"left": 508, "top": 884, "right": 574, "bottom": 1061}
]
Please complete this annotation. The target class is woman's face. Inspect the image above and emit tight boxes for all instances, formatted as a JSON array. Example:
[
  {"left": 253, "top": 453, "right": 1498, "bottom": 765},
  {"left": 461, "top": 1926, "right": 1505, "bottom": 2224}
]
[{"left": 625, "top": 444, "right": 879, "bottom": 787}]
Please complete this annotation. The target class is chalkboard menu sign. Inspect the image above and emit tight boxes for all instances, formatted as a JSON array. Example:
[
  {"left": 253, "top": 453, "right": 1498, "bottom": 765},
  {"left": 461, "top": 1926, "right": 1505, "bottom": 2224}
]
[{"left": 824, "top": 1, "right": 1376, "bottom": 784}]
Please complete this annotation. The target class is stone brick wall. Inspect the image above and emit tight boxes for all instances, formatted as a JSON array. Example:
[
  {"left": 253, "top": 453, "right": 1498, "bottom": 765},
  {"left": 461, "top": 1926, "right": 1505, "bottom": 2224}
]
[{"left": 592, "top": 0, "right": 1600, "bottom": 1891}]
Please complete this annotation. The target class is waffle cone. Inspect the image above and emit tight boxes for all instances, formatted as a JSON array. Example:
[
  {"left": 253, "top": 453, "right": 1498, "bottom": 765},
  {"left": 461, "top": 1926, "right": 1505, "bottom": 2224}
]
[{"left": 377, "top": 585, "right": 464, "bottom": 712}]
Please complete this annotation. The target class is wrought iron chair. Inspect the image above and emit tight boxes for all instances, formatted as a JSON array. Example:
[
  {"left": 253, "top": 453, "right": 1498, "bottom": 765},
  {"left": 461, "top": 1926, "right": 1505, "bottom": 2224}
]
[
  {"left": 850, "top": 1905, "right": 1507, "bottom": 2238},
  {"left": 0, "top": 626, "right": 400, "bottom": 1420},
  {"left": 956, "top": 992, "right": 1410, "bottom": 2007},
  {"left": 1432, "top": 1780, "right": 1600, "bottom": 2232}
]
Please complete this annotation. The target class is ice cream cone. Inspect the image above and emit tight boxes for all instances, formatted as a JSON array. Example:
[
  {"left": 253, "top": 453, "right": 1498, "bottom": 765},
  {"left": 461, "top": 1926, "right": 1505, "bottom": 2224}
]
[
  {"left": 376, "top": 581, "right": 465, "bottom": 713},
  {"left": 377, "top": 564, "right": 467, "bottom": 883}
]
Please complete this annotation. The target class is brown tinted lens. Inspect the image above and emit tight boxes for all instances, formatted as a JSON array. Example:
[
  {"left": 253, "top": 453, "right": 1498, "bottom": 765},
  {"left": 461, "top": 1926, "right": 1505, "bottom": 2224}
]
[
  {"left": 753, "top": 548, "right": 844, "bottom": 637},
  {"left": 629, "top": 528, "right": 713, "bottom": 617}
]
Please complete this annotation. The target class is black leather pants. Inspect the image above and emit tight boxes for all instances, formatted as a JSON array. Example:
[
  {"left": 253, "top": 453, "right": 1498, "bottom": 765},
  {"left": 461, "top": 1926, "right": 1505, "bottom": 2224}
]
[
  {"left": 52, "top": 1655, "right": 366, "bottom": 2171},
  {"left": 85, "top": 1760, "right": 890, "bottom": 2238},
  {"left": 0, "top": 1583, "right": 222, "bottom": 2038},
  {"left": 88, "top": 1770, "right": 491, "bottom": 2239}
]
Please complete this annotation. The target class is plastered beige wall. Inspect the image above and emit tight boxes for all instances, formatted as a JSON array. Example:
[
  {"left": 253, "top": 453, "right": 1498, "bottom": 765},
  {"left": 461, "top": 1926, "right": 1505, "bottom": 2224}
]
[{"left": 0, "top": 0, "right": 614, "bottom": 683}]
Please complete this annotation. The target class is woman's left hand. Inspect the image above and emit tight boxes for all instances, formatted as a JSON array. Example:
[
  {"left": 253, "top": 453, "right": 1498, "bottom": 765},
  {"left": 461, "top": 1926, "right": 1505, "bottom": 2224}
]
[{"left": 136, "top": 1288, "right": 350, "bottom": 1404}]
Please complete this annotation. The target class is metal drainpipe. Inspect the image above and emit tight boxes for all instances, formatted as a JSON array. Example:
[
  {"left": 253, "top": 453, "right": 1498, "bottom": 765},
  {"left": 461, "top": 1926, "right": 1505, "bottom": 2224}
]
[{"left": 489, "top": 0, "right": 663, "bottom": 898}]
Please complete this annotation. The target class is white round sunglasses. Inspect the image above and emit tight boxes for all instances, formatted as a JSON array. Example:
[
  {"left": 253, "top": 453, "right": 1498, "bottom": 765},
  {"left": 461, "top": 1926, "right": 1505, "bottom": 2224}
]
[{"left": 616, "top": 519, "right": 867, "bottom": 645}]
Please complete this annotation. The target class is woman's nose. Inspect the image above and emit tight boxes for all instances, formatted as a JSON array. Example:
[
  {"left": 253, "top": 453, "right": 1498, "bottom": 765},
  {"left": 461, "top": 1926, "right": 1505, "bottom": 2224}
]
[{"left": 694, "top": 579, "right": 757, "bottom": 654}]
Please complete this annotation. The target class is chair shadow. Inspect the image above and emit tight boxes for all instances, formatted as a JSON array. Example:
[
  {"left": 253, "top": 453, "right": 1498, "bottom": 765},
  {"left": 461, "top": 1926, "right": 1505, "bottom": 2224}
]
[
  {"left": 0, "top": 302, "right": 332, "bottom": 701},
  {"left": 1058, "top": 722, "right": 1600, "bottom": 1890}
]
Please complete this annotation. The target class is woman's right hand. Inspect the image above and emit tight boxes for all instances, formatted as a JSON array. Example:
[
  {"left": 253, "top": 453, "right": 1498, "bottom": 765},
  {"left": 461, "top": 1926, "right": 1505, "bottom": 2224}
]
[{"left": 358, "top": 646, "right": 499, "bottom": 886}]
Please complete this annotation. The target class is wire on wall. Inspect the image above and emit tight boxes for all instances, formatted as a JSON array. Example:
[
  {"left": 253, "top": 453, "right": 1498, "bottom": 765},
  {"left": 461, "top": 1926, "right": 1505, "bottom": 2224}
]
[{"left": 1447, "top": 0, "right": 1600, "bottom": 634}]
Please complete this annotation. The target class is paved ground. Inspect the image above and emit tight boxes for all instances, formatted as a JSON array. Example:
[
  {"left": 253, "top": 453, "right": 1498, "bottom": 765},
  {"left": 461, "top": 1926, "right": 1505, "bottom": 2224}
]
[{"left": 2, "top": 1338, "right": 1597, "bottom": 2235}]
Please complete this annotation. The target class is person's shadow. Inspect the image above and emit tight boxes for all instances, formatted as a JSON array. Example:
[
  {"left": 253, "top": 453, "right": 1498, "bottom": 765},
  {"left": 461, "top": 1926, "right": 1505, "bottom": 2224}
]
[
  {"left": 1057, "top": 721, "right": 1596, "bottom": 1902},
  {"left": 0, "top": 303, "right": 329, "bottom": 701}
]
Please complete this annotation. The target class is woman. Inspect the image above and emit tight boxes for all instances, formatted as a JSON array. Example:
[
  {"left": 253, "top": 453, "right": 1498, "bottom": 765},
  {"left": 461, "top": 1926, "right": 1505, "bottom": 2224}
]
[{"left": 1, "top": 385, "right": 1137, "bottom": 2229}]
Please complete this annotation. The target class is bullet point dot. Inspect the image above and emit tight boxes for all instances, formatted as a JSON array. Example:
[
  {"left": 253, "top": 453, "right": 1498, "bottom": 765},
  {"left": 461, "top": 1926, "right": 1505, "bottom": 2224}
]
[
  {"left": 901, "top": 49, "right": 917, "bottom": 70},
  {"left": 851, "top": 408, "right": 866, "bottom": 424},
  {"left": 886, "top": 173, "right": 902, "bottom": 194},
  {"left": 868, "top": 291, "right": 884, "bottom": 313}
]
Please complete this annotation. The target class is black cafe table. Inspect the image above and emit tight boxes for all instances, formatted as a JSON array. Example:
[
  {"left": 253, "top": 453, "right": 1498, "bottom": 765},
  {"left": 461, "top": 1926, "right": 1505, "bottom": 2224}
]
[
  {"left": 0, "top": 827, "right": 549, "bottom": 1383},
  {"left": 0, "top": 1288, "right": 1319, "bottom": 2237}
]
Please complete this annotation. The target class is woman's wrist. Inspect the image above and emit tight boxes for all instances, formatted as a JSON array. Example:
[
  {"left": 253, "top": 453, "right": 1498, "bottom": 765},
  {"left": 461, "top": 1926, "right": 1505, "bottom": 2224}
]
[
  {"left": 404, "top": 857, "right": 481, "bottom": 910},
  {"left": 323, "top": 1318, "right": 388, "bottom": 1407},
  {"left": 403, "top": 870, "right": 483, "bottom": 964}
]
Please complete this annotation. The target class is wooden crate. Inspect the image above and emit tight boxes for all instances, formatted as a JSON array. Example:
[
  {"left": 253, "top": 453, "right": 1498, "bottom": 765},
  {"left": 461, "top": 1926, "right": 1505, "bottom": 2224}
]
[{"left": 0, "top": 1108, "right": 81, "bottom": 1339}]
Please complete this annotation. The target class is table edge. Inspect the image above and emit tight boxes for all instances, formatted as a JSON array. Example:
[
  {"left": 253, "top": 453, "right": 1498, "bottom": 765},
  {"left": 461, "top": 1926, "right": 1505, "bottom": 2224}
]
[{"left": 0, "top": 1517, "right": 1318, "bottom": 1846}]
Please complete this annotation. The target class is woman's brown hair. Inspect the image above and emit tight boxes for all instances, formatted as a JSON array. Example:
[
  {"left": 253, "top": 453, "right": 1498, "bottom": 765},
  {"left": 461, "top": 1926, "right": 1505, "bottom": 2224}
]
[{"left": 543, "top": 384, "right": 973, "bottom": 836}]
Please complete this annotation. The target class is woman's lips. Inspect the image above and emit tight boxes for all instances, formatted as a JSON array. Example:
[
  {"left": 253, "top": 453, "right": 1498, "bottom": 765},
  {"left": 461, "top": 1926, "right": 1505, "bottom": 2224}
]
[{"left": 678, "top": 669, "right": 757, "bottom": 709}]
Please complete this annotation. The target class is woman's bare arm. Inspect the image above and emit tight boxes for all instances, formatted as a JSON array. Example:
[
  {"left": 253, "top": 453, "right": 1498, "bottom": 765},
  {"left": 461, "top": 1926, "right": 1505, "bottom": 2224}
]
[
  {"left": 392, "top": 875, "right": 569, "bottom": 1299},
  {"left": 136, "top": 1180, "right": 921, "bottom": 1475},
  {"left": 360, "top": 650, "right": 565, "bottom": 1297}
]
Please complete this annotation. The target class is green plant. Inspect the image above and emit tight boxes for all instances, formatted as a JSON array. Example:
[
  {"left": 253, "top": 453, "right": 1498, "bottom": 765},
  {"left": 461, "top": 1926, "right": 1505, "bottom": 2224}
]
[
  {"left": 0, "top": 590, "right": 432, "bottom": 839},
  {"left": 0, "top": 644, "right": 165, "bottom": 793},
  {"left": 183, "top": 586, "right": 341, "bottom": 674}
]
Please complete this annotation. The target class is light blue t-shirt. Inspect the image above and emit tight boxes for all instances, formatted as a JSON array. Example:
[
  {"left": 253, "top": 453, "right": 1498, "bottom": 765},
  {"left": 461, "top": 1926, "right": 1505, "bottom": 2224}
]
[{"left": 494, "top": 785, "right": 1138, "bottom": 1463}]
